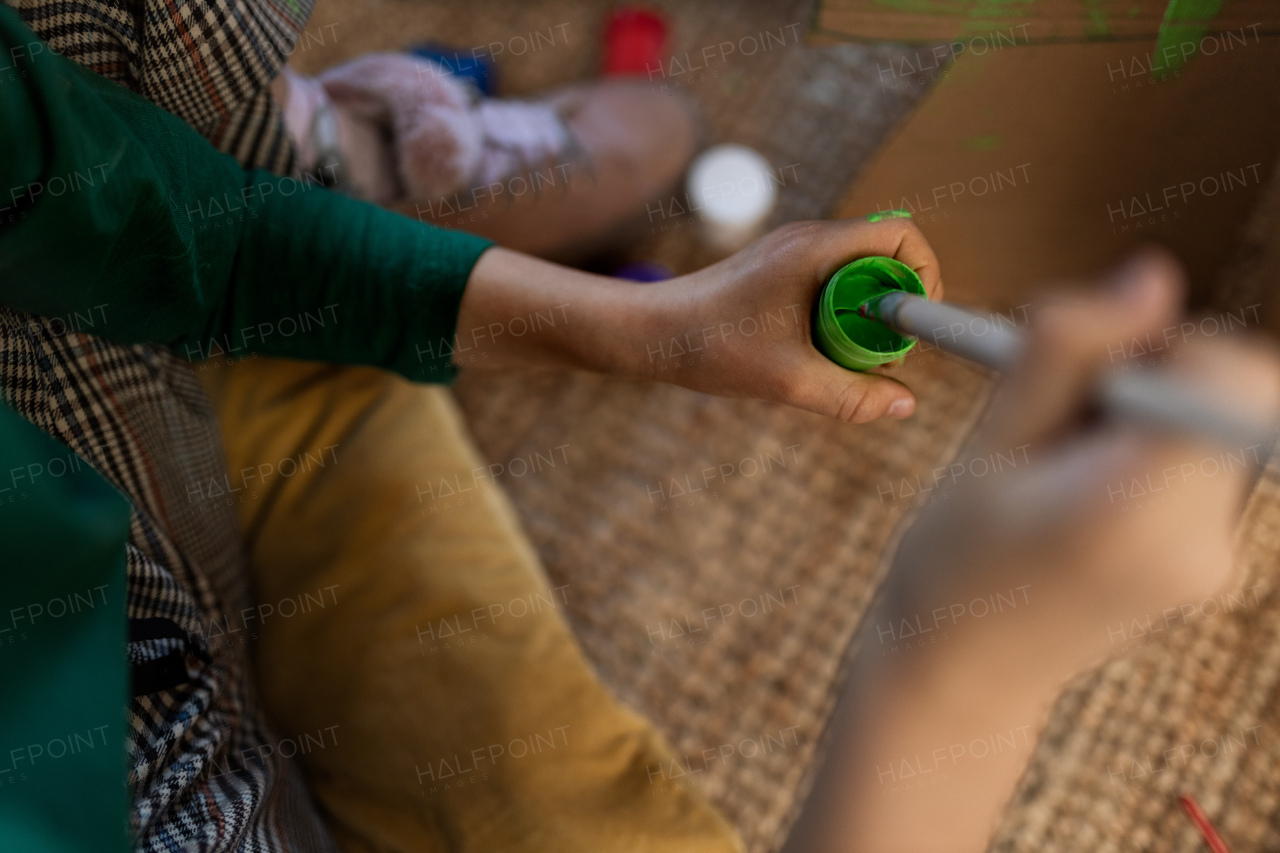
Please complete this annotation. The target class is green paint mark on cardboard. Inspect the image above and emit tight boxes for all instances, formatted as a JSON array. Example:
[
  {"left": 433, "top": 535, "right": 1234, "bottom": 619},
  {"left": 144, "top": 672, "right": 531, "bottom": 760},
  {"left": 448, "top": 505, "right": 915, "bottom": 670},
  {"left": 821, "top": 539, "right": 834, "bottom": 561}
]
[
  {"left": 1084, "top": 0, "right": 1111, "bottom": 39},
  {"left": 1153, "top": 0, "right": 1224, "bottom": 72},
  {"left": 963, "top": 133, "right": 1003, "bottom": 151},
  {"left": 869, "top": 0, "right": 974, "bottom": 14},
  {"left": 868, "top": 0, "right": 1037, "bottom": 17},
  {"left": 866, "top": 209, "right": 914, "bottom": 222}
]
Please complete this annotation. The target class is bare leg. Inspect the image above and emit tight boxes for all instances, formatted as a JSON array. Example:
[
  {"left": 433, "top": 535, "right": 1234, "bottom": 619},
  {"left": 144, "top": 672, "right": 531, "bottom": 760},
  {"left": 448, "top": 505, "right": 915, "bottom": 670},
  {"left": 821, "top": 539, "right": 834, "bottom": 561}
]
[{"left": 404, "top": 81, "right": 698, "bottom": 261}]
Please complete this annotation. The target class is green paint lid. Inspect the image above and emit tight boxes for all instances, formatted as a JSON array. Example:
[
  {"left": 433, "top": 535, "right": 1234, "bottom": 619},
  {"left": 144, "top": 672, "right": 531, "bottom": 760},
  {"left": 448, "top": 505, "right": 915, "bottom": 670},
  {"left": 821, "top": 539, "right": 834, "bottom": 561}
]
[{"left": 813, "top": 256, "right": 926, "bottom": 371}]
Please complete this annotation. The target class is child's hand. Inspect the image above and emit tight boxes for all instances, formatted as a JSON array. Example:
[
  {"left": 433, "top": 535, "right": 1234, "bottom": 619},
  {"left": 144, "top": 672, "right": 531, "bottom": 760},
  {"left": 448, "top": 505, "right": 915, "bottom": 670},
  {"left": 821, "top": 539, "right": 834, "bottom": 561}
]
[
  {"left": 457, "top": 216, "right": 940, "bottom": 425},
  {"left": 891, "top": 251, "right": 1280, "bottom": 642},
  {"left": 633, "top": 217, "right": 943, "bottom": 423},
  {"left": 785, "top": 252, "right": 1280, "bottom": 853}
]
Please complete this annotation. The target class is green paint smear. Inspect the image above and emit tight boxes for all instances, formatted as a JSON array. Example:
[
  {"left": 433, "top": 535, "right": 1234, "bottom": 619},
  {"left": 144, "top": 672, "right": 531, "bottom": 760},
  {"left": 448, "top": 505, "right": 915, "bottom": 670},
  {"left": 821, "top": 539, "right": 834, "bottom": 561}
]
[
  {"left": 867, "top": 0, "right": 1036, "bottom": 18},
  {"left": 1153, "top": 0, "right": 1224, "bottom": 72},
  {"left": 963, "top": 133, "right": 1003, "bottom": 151},
  {"left": 1085, "top": 0, "right": 1111, "bottom": 38},
  {"left": 866, "top": 209, "right": 914, "bottom": 222},
  {"left": 868, "top": 0, "right": 977, "bottom": 14}
]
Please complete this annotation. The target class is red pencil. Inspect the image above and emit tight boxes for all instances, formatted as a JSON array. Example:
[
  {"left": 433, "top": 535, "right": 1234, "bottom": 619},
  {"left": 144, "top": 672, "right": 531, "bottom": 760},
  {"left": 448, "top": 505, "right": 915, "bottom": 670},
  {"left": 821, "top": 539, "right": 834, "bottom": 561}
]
[{"left": 1180, "top": 793, "right": 1230, "bottom": 853}]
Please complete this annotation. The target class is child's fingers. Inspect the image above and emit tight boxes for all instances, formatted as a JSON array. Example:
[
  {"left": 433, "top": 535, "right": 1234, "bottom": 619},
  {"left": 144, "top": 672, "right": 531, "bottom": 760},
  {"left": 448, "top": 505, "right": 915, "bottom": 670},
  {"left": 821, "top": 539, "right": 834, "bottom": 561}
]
[
  {"left": 978, "top": 250, "right": 1184, "bottom": 453},
  {"left": 1146, "top": 333, "right": 1280, "bottom": 511},
  {"left": 772, "top": 355, "right": 917, "bottom": 424},
  {"left": 788, "top": 218, "right": 943, "bottom": 302},
  {"left": 863, "top": 216, "right": 943, "bottom": 302},
  {"left": 852, "top": 218, "right": 943, "bottom": 302}
]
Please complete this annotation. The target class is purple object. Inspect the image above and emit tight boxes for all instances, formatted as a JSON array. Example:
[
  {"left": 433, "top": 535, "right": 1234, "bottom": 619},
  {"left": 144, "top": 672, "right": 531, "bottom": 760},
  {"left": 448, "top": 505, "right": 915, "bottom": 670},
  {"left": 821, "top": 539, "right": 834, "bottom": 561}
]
[{"left": 614, "top": 261, "right": 674, "bottom": 282}]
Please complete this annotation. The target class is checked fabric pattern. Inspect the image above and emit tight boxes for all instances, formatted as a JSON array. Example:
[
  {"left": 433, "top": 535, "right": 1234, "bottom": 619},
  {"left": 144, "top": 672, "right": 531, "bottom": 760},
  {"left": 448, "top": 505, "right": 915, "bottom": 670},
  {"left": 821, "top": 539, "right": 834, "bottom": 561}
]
[
  {"left": 8, "top": 0, "right": 304, "bottom": 172},
  {"left": 0, "top": 312, "right": 337, "bottom": 852},
  {"left": 3, "top": 0, "right": 338, "bottom": 849}
]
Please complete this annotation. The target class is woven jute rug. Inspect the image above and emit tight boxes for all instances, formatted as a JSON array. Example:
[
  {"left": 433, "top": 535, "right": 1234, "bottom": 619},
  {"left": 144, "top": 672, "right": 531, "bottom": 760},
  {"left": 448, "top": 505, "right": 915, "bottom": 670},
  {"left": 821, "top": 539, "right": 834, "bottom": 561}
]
[
  {"left": 453, "top": 251, "right": 1280, "bottom": 853},
  {"left": 298, "top": 0, "right": 1280, "bottom": 849},
  {"left": 985, "top": 461, "right": 1280, "bottom": 853}
]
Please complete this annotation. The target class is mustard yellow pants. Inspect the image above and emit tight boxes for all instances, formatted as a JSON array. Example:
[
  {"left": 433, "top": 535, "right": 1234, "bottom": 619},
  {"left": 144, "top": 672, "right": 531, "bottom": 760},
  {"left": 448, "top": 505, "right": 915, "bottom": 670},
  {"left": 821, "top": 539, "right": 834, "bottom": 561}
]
[{"left": 200, "top": 357, "right": 742, "bottom": 853}]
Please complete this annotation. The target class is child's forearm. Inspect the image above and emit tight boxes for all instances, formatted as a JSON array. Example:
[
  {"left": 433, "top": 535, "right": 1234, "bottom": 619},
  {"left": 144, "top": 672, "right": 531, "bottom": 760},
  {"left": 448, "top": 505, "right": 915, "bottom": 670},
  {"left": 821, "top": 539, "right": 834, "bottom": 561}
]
[
  {"left": 454, "top": 247, "right": 658, "bottom": 379},
  {"left": 457, "top": 220, "right": 944, "bottom": 425}
]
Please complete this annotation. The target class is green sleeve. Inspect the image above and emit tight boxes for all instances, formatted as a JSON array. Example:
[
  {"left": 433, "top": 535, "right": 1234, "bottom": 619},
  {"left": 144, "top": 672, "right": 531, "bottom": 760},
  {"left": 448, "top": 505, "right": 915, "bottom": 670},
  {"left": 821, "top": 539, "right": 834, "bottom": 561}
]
[
  {"left": 0, "top": 5, "right": 492, "bottom": 383},
  {"left": 0, "top": 400, "right": 131, "bottom": 852}
]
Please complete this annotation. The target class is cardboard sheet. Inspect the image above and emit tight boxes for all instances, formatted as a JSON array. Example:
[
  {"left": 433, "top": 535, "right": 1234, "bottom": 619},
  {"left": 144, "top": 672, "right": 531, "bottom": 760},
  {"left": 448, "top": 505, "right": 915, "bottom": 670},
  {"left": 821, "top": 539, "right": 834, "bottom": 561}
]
[{"left": 833, "top": 35, "right": 1280, "bottom": 312}]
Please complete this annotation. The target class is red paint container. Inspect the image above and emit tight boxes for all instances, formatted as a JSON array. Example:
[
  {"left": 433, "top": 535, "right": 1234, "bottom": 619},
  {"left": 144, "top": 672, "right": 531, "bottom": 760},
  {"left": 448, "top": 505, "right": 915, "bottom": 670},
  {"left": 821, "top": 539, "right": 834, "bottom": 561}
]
[{"left": 602, "top": 7, "right": 668, "bottom": 77}]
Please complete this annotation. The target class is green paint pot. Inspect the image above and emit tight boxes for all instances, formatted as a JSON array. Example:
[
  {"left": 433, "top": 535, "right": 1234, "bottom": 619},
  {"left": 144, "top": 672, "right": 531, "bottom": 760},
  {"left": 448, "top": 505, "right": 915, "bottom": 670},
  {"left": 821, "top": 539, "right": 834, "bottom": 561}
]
[{"left": 812, "top": 256, "right": 926, "bottom": 371}]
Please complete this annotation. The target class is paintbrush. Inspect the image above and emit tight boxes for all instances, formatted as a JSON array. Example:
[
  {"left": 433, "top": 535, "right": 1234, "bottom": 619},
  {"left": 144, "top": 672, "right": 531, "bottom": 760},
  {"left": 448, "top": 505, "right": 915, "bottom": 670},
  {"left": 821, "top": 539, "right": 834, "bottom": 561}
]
[{"left": 856, "top": 290, "right": 1279, "bottom": 453}]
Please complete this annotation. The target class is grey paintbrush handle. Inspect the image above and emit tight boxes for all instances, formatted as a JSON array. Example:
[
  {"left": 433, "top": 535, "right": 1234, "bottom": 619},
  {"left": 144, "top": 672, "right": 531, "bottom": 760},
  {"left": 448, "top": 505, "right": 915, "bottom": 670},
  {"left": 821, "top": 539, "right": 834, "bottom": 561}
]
[
  {"left": 874, "top": 292, "right": 1277, "bottom": 452},
  {"left": 1096, "top": 371, "right": 1276, "bottom": 455},
  {"left": 874, "top": 291, "right": 1023, "bottom": 371}
]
